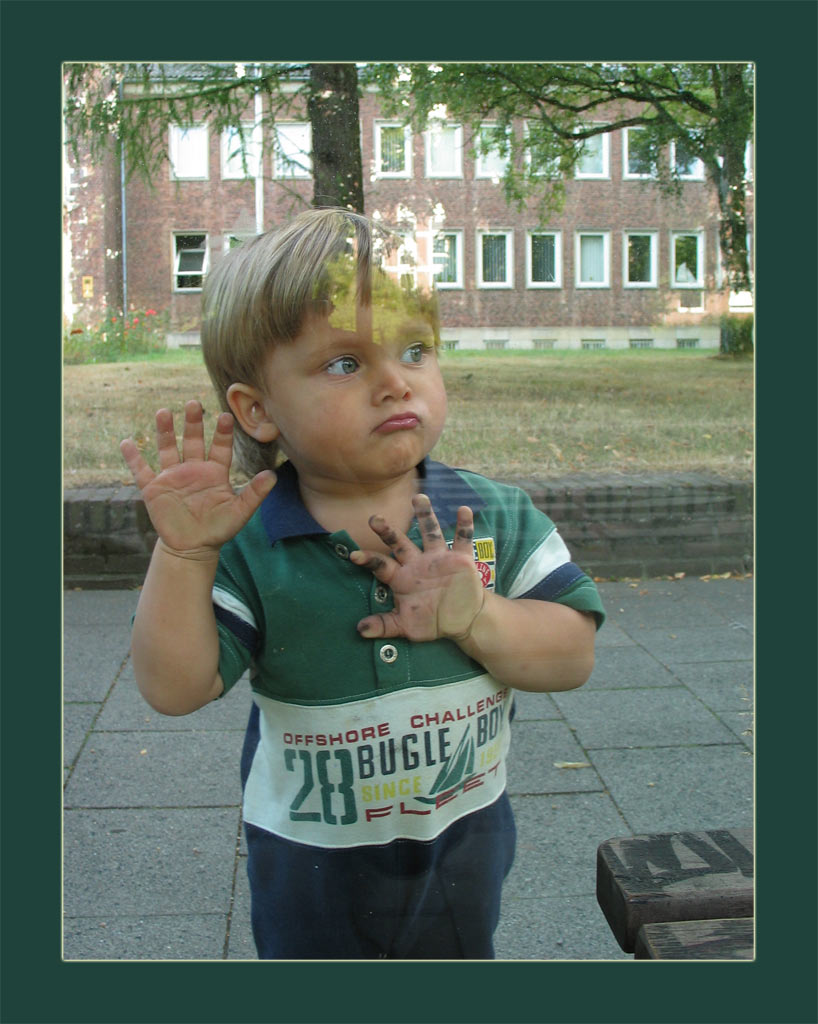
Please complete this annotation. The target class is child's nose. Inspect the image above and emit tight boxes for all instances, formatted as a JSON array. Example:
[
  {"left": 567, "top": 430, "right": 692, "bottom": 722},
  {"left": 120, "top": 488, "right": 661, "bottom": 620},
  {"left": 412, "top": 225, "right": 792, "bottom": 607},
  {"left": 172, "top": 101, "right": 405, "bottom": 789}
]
[{"left": 371, "top": 356, "right": 411, "bottom": 402}]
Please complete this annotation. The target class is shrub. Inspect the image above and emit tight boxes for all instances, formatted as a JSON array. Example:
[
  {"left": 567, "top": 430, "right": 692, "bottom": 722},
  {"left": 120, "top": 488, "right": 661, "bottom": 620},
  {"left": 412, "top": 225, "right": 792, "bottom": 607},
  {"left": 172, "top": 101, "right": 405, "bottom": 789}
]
[
  {"left": 63, "top": 308, "right": 168, "bottom": 364},
  {"left": 719, "top": 313, "right": 754, "bottom": 356}
]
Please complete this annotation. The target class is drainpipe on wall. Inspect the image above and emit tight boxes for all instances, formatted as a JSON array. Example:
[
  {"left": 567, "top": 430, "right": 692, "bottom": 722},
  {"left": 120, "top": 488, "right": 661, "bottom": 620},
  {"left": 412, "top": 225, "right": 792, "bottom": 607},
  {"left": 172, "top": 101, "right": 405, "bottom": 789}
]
[
  {"left": 119, "top": 78, "right": 128, "bottom": 312},
  {"left": 254, "top": 64, "right": 264, "bottom": 234}
]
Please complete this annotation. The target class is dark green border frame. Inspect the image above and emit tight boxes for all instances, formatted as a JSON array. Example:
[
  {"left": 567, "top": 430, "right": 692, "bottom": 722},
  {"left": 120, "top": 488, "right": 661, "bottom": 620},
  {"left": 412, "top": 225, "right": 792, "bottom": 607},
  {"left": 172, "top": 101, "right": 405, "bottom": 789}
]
[{"left": 2, "top": 1, "right": 816, "bottom": 1021}]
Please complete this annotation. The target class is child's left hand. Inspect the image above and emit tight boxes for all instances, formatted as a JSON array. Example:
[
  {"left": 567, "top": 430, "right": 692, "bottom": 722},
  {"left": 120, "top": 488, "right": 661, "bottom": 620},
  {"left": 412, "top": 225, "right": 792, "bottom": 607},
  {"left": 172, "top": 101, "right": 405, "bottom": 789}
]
[{"left": 350, "top": 495, "right": 485, "bottom": 643}]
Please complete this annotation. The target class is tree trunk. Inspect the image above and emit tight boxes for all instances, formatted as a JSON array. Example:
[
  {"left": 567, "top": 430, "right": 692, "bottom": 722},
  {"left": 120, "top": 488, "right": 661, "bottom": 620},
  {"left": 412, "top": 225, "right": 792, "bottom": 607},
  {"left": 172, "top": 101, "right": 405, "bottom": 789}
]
[{"left": 307, "top": 64, "right": 365, "bottom": 213}]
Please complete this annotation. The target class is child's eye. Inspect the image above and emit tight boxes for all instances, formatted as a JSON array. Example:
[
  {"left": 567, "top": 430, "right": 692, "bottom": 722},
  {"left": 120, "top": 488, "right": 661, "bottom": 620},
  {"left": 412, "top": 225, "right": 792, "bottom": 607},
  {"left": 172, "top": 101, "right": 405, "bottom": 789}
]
[
  {"left": 400, "top": 343, "right": 427, "bottom": 365},
  {"left": 326, "top": 355, "right": 360, "bottom": 376}
]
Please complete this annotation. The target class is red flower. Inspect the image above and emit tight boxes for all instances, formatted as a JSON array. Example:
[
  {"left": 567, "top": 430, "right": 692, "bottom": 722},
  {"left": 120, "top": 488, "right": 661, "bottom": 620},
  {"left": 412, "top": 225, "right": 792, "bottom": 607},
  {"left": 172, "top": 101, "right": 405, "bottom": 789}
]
[
  {"left": 132, "top": 318, "right": 139, "bottom": 325},
  {"left": 146, "top": 309, "right": 157, "bottom": 316}
]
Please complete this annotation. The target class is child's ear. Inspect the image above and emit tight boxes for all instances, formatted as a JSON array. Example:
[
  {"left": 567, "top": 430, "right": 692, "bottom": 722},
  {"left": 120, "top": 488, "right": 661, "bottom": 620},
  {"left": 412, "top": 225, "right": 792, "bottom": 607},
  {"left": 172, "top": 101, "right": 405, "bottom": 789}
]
[{"left": 226, "top": 383, "right": 279, "bottom": 443}]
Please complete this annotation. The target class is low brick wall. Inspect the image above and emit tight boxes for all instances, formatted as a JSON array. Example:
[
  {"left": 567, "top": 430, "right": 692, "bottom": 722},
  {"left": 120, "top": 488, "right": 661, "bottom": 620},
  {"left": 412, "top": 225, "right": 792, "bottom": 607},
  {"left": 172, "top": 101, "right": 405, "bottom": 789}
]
[{"left": 63, "top": 474, "right": 753, "bottom": 588}]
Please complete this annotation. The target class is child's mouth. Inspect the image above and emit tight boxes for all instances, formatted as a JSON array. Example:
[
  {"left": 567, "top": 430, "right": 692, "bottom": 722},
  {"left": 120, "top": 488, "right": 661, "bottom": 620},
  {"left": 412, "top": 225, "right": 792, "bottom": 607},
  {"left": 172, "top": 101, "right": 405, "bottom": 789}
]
[{"left": 375, "top": 413, "right": 420, "bottom": 433}]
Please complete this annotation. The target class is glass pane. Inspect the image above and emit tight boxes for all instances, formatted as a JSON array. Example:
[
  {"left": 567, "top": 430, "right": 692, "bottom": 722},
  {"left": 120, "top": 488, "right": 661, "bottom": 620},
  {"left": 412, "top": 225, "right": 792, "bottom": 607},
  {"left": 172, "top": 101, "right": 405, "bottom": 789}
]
[
  {"left": 380, "top": 126, "right": 406, "bottom": 173},
  {"left": 433, "top": 234, "right": 457, "bottom": 283},
  {"left": 627, "top": 130, "right": 653, "bottom": 175},
  {"left": 429, "top": 126, "right": 457, "bottom": 174},
  {"left": 674, "top": 236, "right": 699, "bottom": 283},
  {"left": 276, "top": 125, "right": 310, "bottom": 176},
  {"left": 580, "top": 235, "right": 604, "bottom": 282},
  {"left": 172, "top": 126, "right": 208, "bottom": 178},
  {"left": 531, "top": 235, "right": 555, "bottom": 282},
  {"left": 178, "top": 250, "right": 204, "bottom": 272},
  {"left": 482, "top": 235, "right": 507, "bottom": 282},
  {"left": 628, "top": 235, "right": 652, "bottom": 282},
  {"left": 479, "top": 128, "right": 507, "bottom": 176},
  {"left": 577, "top": 134, "right": 603, "bottom": 175}
]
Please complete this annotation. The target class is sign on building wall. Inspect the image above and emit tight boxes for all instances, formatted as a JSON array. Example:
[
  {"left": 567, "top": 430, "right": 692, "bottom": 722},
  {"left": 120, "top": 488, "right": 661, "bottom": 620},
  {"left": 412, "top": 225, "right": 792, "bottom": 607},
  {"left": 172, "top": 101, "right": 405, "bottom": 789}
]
[{"left": 82, "top": 276, "right": 94, "bottom": 298}]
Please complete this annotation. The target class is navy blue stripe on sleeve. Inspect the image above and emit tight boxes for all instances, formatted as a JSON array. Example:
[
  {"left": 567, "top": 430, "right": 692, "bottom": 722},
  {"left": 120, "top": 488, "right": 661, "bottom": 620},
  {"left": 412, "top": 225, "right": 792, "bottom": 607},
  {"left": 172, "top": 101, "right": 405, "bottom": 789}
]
[
  {"left": 214, "top": 604, "right": 259, "bottom": 653},
  {"left": 519, "top": 562, "right": 587, "bottom": 603}
]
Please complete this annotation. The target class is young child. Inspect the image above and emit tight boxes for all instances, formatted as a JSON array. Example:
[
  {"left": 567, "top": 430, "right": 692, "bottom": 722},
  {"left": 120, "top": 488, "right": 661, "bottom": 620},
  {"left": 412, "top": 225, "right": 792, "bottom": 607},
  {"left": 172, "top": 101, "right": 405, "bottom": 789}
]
[{"left": 121, "top": 208, "right": 605, "bottom": 960}]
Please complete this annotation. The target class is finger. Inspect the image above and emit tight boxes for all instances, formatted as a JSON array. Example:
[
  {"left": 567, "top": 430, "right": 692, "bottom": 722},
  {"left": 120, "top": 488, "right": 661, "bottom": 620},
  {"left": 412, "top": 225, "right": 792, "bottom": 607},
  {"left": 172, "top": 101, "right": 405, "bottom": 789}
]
[
  {"left": 119, "top": 438, "right": 156, "bottom": 492},
  {"left": 357, "top": 612, "right": 402, "bottom": 639},
  {"left": 182, "top": 400, "right": 207, "bottom": 462},
  {"left": 155, "top": 408, "right": 181, "bottom": 471},
  {"left": 451, "top": 505, "right": 475, "bottom": 554},
  {"left": 412, "top": 493, "right": 447, "bottom": 552},
  {"left": 349, "top": 549, "right": 399, "bottom": 584},
  {"left": 367, "top": 515, "right": 418, "bottom": 564},
  {"left": 207, "top": 412, "right": 237, "bottom": 469},
  {"left": 235, "top": 470, "right": 277, "bottom": 520}
]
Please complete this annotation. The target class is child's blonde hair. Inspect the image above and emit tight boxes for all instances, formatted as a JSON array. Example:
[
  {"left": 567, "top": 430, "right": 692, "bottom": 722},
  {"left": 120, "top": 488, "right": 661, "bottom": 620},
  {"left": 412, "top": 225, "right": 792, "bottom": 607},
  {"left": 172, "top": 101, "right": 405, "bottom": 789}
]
[{"left": 200, "top": 207, "right": 438, "bottom": 477}]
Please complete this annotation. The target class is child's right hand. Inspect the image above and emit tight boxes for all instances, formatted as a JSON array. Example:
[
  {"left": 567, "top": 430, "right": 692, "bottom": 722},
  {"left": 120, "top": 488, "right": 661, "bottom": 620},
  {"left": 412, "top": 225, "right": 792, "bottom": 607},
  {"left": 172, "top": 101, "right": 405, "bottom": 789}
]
[{"left": 120, "top": 400, "right": 276, "bottom": 555}]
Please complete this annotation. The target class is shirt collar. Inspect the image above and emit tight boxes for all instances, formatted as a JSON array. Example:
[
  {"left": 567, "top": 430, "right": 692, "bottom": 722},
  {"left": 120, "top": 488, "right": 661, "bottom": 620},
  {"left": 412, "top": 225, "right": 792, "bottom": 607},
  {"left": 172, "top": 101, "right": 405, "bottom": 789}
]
[{"left": 259, "top": 459, "right": 485, "bottom": 545}]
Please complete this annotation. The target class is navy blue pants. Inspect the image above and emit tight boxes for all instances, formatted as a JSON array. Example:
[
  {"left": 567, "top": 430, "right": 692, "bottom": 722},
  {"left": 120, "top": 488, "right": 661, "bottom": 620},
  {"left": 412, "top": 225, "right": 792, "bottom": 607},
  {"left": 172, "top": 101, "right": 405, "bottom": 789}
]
[{"left": 241, "top": 702, "right": 516, "bottom": 960}]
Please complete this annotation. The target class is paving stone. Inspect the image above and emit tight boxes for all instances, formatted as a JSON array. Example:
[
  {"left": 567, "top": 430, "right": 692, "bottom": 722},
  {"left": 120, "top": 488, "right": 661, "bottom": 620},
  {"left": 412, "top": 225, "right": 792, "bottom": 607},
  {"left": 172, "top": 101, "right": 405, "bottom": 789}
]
[
  {"left": 63, "top": 913, "right": 229, "bottom": 961},
  {"left": 64, "top": 703, "right": 101, "bottom": 766},
  {"left": 226, "top": 855, "right": 256, "bottom": 960},
  {"left": 509, "top": 689, "right": 562, "bottom": 722},
  {"left": 64, "top": 730, "right": 246, "bottom": 808},
  {"left": 494, "top": 894, "right": 631, "bottom": 961},
  {"left": 97, "top": 666, "right": 254, "bottom": 732},
  {"left": 625, "top": 624, "right": 752, "bottom": 665},
  {"left": 507, "top": 720, "right": 603, "bottom": 795},
  {"left": 64, "top": 628, "right": 132, "bottom": 701},
  {"left": 589, "top": 745, "right": 754, "bottom": 834},
  {"left": 585, "top": 645, "right": 678, "bottom": 690},
  {"left": 669, "top": 660, "right": 754, "bottom": 712},
  {"left": 63, "top": 807, "right": 241, "bottom": 917},
  {"left": 63, "top": 588, "right": 141, "bottom": 626},
  {"left": 504, "top": 792, "right": 628, "bottom": 900},
  {"left": 717, "top": 709, "right": 754, "bottom": 750}
]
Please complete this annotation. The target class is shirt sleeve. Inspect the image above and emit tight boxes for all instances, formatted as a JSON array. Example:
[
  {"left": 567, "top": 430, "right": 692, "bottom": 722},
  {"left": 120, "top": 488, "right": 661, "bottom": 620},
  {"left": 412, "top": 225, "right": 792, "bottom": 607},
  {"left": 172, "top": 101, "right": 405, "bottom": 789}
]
[{"left": 212, "top": 550, "right": 261, "bottom": 693}]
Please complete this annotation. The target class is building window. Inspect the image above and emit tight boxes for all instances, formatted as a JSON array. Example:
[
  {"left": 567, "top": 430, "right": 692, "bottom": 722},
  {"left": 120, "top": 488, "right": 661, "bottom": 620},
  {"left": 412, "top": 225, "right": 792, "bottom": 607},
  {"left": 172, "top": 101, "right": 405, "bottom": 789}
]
[
  {"left": 574, "top": 127, "right": 609, "bottom": 178},
  {"left": 425, "top": 123, "right": 463, "bottom": 177},
  {"left": 169, "top": 125, "right": 209, "bottom": 180},
  {"left": 676, "top": 337, "right": 700, "bottom": 349},
  {"left": 484, "top": 338, "right": 508, "bottom": 350},
  {"left": 671, "top": 232, "right": 704, "bottom": 288},
  {"left": 524, "top": 120, "right": 560, "bottom": 178},
  {"left": 375, "top": 122, "right": 412, "bottom": 177},
  {"left": 221, "top": 124, "right": 262, "bottom": 179},
  {"left": 671, "top": 139, "right": 705, "bottom": 180},
  {"left": 477, "top": 230, "right": 513, "bottom": 288},
  {"left": 575, "top": 232, "right": 610, "bottom": 287},
  {"left": 526, "top": 231, "right": 561, "bottom": 288},
  {"left": 581, "top": 339, "right": 606, "bottom": 350},
  {"left": 274, "top": 122, "right": 312, "bottom": 178},
  {"left": 224, "top": 234, "right": 253, "bottom": 251},
  {"left": 475, "top": 124, "right": 510, "bottom": 179},
  {"left": 623, "top": 231, "right": 658, "bottom": 287},
  {"left": 432, "top": 231, "right": 463, "bottom": 288},
  {"left": 623, "top": 127, "right": 656, "bottom": 179},
  {"left": 532, "top": 338, "right": 556, "bottom": 350},
  {"left": 173, "top": 234, "right": 208, "bottom": 291},
  {"left": 629, "top": 338, "right": 654, "bottom": 349}
]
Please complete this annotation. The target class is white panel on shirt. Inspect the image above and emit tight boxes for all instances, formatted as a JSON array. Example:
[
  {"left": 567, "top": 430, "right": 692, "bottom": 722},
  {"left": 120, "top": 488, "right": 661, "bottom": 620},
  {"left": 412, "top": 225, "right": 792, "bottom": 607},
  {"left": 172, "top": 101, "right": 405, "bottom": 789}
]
[{"left": 505, "top": 528, "right": 573, "bottom": 600}]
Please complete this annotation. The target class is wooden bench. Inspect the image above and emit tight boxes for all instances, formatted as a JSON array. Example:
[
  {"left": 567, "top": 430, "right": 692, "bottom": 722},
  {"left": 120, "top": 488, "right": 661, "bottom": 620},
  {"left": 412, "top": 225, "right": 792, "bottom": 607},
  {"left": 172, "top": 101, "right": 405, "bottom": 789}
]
[{"left": 596, "top": 828, "right": 754, "bottom": 958}]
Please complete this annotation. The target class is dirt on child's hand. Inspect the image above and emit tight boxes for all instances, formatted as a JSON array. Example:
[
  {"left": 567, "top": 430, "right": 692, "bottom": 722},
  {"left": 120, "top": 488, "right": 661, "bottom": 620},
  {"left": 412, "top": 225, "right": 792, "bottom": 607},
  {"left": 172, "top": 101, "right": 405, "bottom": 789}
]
[
  {"left": 351, "top": 495, "right": 485, "bottom": 643},
  {"left": 120, "top": 400, "right": 276, "bottom": 553}
]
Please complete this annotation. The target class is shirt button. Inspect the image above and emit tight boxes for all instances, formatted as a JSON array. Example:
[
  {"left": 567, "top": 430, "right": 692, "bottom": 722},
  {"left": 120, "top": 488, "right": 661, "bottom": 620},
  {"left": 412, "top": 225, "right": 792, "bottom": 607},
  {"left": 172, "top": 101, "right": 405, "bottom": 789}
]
[
  {"left": 334, "top": 543, "right": 350, "bottom": 559},
  {"left": 374, "top": 584, "right": 390, "bottom": 604},
  {"left": 379, "top": 644, "right": 398, "bottom": 664}
]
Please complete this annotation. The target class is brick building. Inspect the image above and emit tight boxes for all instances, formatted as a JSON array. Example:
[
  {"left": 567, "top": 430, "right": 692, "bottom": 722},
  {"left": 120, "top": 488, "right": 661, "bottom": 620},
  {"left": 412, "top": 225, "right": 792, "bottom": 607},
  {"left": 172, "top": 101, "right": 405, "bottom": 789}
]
[{"left": 63, "top": 81, "right": 753, "bottom": 351}]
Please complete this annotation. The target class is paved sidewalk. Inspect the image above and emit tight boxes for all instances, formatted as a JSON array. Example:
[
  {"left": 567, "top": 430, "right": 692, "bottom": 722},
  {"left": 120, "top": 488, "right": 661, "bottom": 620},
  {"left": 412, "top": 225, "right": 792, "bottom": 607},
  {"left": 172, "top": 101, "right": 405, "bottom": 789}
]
[{"left": 63, "top": 578, "right": 754, "bottom": 961}]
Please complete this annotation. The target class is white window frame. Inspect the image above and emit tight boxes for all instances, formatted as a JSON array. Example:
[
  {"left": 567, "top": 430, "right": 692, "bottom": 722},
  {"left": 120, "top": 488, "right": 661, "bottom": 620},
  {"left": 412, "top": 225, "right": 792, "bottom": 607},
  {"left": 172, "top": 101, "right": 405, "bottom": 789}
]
[
  {"left": 273, "top": 122, "right": 312, "bottom": 178},
  {"left": 671, "top": 231, "right": 705, "bottom": 289},
  {"left": 424, "top": 122, "right": 463, "bottom": 178},
  {"left": 526, "top": 230, "right": 562, "bottom": 288},
  {"left": 475, "top": 123, "right": 510, "bottom": 179},
  {"left": 431, "top": 230, "right": 464, "bottom": 289},
  {"left": 374, "top": 121, "right": 412, "bottom": 178},
  {"left": 623, "top": 231, "right": 658, "bottom": 288},
  {"left": 173, "top": 233, "right": 209, "bottom": 292},
  {"left": 524, "top": 120, "right": 560, "bottom": 179},
  {"left": 623, "top": 127, "right": 657, "bottom": 180},
  {"left": 574, "top": 125, "right": 609, "bottom": 179},
  {"left": 670, "top": 139, "right": 705, "bottom": 181},
  {"left": 221, "top": 123, "right": 263, "bottom": 179},
  {"left": 575, "top": 231, "right": 610, "bottom": 288},
  {"left": 169, "top": 124, "right": 209, "bottom": 180},
  {"left": 476, "top": 229, "right": 514, "bottom": 288}
]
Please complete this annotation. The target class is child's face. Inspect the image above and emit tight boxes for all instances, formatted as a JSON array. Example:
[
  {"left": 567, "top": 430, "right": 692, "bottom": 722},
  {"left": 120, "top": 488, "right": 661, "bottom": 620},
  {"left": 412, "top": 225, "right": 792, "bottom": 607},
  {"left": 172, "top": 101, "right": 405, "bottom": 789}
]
[{"left": 251, "top": 293, "right": 448, "bottom": 491}]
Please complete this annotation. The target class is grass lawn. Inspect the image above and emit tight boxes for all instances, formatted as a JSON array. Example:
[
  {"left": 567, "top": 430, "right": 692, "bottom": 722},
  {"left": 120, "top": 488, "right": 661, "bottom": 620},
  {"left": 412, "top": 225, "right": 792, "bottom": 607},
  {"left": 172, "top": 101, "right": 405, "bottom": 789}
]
[{"left": 63, "top": 348, "right": 753, "bottom": 489}]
